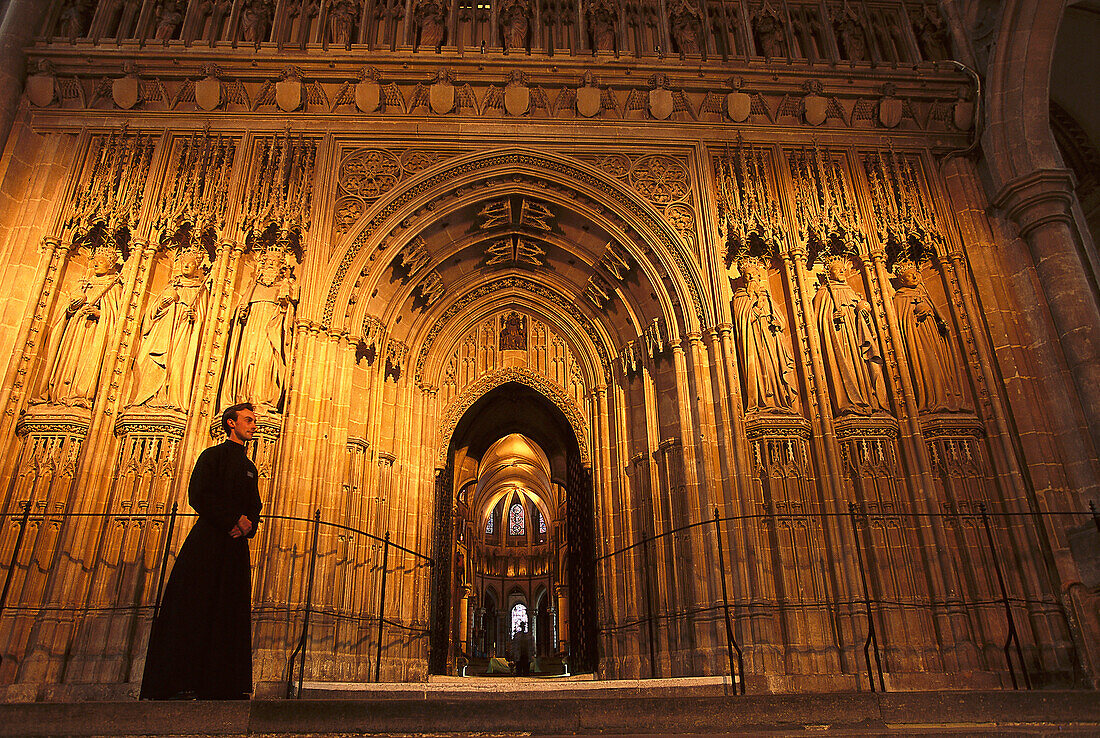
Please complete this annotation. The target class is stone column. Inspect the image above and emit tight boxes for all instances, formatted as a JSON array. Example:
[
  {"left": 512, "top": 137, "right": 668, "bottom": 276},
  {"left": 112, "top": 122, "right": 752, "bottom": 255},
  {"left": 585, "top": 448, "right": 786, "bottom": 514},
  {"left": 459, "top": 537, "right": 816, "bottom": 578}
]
[
  {"left": 993, "top": 168, "right": 1100, "bottom": 456},
  {"left": 555, "top": 583, "right": 569, "bottom": 655},
  {"left": 0, "top": 1, "right": 46, "bottom": 154},
  {"left": 458, "top": 584, "right": 471, "bottom": 656}
]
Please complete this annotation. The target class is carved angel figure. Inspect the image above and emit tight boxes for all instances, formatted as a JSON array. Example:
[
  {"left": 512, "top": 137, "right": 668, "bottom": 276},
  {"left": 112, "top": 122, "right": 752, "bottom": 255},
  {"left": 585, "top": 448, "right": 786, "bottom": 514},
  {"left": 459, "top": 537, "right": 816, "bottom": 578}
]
[
  {"left": 892, "top": 264, "right": 967, "bottom": 413},
  {"left": 499, "top": 0, "right": 530, "bottom": 51},
  {"left": 36, "top": 247, "right": 124, "bottom": 408},
  {"left": 129, "top": 249, "right": 210, "bottom": 410},
  {"left": 812, "top": 257, "right": 888, "bottom": 416},
  {"left": 218, "top": 247, "right": 299, "bottom": 413},
  {"left": 732, "top": 260, "right": 797, "bottom": 413},
  {"left": 585, "top": 0, "right": 618, "bottom": 51}
]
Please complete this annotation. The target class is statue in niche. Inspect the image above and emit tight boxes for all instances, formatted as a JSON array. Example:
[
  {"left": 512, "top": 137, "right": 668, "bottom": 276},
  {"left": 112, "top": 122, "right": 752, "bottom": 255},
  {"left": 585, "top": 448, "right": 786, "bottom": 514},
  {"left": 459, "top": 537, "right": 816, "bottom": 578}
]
[
  {"left": 731, "top": 259, "right": 797, "bottom": 414},
  {"left": 414, "top": 0, "right": 448, "bottom": 48},
  {"left": 753, "top": 4, "right": 786, "bottom": 58},
  {"left": 328, "top": 0, "right": 360, "bottom": 47},
  {"left": 154, "top": 0, "right": 184, "bottom": 41},
  {"left": 129, "top": 247, "right": 211, "bottom": 410},
  {"left": 585, "top": 0, "right": 618, "bottom": 51},
  {"left": 218, "top": 246, "right": 299, "bottom": 414},
  {"left": 241, "top": 0, "right": 275, "bottom": 46},
  {"left": 668, "top": 0, "right": 703, "bottom": 55},
  {"left": 833, "top": 9, "right": 867, "bottom": 61},
  {"left": 36, "top": 244, "right": 125, "bottom": 408},
  {"left": 58, "top": 0, "right": 93, "bottom": 40},
  {"left": 500, "top": 312, "right": 527, "bottom": 351},
  {"left": 812, "top": 256, "right": 889, "bottom": 416},
  {"left": 892, "top": 262, "right": 968, "bottom": 414},
  {"left": 911, "top": 5, "right": 949, "bottom": 61},
  {"left": 499, "top": 0, "right": 530, "bottom": 52}
]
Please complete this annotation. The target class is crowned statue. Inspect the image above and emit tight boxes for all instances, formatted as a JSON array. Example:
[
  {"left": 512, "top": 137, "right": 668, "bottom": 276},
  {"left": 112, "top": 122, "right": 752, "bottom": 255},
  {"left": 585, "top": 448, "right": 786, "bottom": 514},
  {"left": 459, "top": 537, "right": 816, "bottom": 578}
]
[
  {"left": 812, "top": 256, "right": 889, "bottom": 416},
  {"left": 35, "top": 244, "right": 124, "bottom": 408},
  {"left": 129, "top": 246, "right": 211, "bottom": 410},
  {"left": 218, "top": 244, "right": 299, "bottom": 414}
]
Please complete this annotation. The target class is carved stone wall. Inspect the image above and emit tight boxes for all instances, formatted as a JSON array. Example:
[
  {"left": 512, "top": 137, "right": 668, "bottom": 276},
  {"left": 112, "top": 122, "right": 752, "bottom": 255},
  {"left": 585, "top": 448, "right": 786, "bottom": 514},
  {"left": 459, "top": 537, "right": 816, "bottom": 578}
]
[{"left": 0, "top": 0, "right": 1093, "bottom": 701}]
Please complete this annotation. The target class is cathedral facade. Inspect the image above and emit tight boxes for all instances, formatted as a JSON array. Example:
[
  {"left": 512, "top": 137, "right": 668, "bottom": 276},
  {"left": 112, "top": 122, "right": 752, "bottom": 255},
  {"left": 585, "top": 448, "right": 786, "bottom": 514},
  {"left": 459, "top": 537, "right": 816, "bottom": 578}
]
[{"left": 0, "top": 0, "right": 1096, "bottom": 700}]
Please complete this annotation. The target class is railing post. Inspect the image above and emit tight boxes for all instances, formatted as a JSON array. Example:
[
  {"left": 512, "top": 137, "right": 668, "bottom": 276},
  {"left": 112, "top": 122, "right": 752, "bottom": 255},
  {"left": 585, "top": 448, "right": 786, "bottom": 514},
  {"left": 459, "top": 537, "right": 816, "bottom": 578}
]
[
  {"left": 640, "top": 530, "right": 657, "bottom": 679},
  {"left": 375, "top": 531, "right": 390, "bottom": 683},
  {"left": 979, "top": 503, "right": 1031, "bottom": 690},
  {"left": 848, "top": 502, "right": 885, "bottom": 692},
  {"left": 151, "top": 502, "right": 178, "bottom": 621},
  {"left": 289, "top": 509, "right": 321, "bottom": 699},
  {"left": 1090, "top": 500, "right": 1100, "bottom": 538},
  {"left": 712, "top": 507, "right": 744, "bottom": 694},
  {"left": 0, "top": 498, "right": 34, "bottom": 623}
]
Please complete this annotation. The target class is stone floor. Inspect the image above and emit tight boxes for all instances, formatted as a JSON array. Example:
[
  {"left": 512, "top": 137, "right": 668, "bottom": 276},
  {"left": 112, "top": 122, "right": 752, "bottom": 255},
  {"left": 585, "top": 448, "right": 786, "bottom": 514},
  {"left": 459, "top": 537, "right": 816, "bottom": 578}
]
[{"left": 0, "top": 681, "right": 1096, "bottom": 736}]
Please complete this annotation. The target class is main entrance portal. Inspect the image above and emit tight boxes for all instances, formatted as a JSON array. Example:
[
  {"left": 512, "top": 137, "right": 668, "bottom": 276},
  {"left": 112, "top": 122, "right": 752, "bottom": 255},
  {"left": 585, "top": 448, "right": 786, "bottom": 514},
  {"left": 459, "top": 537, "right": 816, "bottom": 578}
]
[{"left": 428, "top": 383, "right": 598, "bottom": 675}]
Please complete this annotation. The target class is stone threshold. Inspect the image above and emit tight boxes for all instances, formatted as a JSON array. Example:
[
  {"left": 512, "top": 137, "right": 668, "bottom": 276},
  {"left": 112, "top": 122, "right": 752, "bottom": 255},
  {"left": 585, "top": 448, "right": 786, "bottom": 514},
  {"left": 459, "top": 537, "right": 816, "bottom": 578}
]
[{"left": 0, "top": 690, "right": 1096, "bottom": 736}]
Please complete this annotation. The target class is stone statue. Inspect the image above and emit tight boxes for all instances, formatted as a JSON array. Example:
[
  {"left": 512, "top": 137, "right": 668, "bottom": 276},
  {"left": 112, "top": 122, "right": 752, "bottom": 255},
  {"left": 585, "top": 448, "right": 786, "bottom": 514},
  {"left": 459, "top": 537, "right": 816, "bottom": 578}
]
[
  {"left": 36, "top": 246, "right": 124, "bottom": 408},
  {"left": 241, "top": 0, "right": 275, "bottom": 46},
  {"left": 753, "top": 5, "right": 786, "bottom": 59},
  {"left": 218, "top": 247, "right": 299, "bottom": 414},
  {"left": 833, "top": 10, "right": 867, "bottom": 61},
  {"left": 58, "top": 0, "right": 93, "bottom": 41},
  {"left": 892, "top": 263, "right": 967, "bottom": 414},
  {"left": 668, "top": 0, "right": 703, "bottom": 55},
  {"left": 415, "top": 0, "right": 448, "bottom": 48},
  {"left": 731, "top": 260, "right": 797, "bottom": 414},
  {"left": 328, "top": 0, "right": 360, "bottom": 47},
  {"left": 154, "top": 1, "right": 184, "bottom": 41},
  {"left": 812, "top": 257, "right": 888, "bottom": 416},
  {"left": 499, "top": 0, "right": 530, "bottom": 52},
  {"left": 585, "top": 0, "right": 618, "bottom": 51},
  {"left": 129, "top": 248, "right": 210, "bottom": 410}
]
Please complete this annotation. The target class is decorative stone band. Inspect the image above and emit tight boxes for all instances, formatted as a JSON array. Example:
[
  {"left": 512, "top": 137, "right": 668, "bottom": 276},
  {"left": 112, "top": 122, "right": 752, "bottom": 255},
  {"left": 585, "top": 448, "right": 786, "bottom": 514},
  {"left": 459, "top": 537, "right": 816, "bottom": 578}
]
[
  {"left": 16, "top": 404, "right": 92, "bottom": 438},
  {"left": 743, "top": 412, "right": 811, "bottom": 442},
  {"left": 114, "top": 406, "right": 188, "bottom": 439},
  {"left": 919, "top": 412, "right": 984, "bottom": 440},
  {"left": 833, "top": 413, "right": 900, "bottom": 441}
]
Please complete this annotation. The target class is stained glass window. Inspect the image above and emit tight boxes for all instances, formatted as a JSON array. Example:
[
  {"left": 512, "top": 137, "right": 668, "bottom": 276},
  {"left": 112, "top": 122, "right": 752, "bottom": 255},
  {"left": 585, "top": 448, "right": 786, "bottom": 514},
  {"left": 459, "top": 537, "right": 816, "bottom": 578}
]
[
  {"left": 510, "top": 603, "right": 528, "bottom": 637},
  {"left": 508, "top": 502, "right": 525, "bottom": 535},
  {"left": 539, "top": 511, "right": 547, "bottom": 534},
  {"left": 485, "top": 513, "right": 494, "bottom": 534}
]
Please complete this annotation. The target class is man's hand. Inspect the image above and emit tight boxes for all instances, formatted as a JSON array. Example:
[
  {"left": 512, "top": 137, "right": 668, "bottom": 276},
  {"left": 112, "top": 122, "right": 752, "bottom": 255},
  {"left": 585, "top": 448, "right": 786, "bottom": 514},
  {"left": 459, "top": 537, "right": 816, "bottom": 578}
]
[{"left": 229, "top": 515, "right": 253, "bottom": 538}]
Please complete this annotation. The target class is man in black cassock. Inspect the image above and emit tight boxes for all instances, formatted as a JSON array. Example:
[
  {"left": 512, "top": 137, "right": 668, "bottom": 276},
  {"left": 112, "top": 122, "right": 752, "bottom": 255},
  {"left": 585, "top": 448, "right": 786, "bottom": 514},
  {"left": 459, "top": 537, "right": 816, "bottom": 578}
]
[{"left": 140, "top": 402, "right": 263, "bottom": 700}]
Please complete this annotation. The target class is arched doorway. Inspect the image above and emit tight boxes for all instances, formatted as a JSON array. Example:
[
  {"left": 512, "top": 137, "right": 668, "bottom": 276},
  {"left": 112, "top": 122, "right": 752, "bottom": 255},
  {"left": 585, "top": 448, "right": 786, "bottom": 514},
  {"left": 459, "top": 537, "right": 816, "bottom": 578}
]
[{"left": 428, "top": 383, "right": 598, "bottom": 675}]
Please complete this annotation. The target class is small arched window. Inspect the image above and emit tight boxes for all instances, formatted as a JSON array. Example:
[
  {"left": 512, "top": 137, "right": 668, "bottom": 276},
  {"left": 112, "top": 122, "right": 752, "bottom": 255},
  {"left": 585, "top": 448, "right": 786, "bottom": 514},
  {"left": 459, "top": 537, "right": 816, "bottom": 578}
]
[
  {"left": 485, "top": 513, "right": 494, "bottom": 535},
  {"left": 539, "top": 511, "right": 547, "bottom": 534},
  {"left": 508, "top": 502, "right": 525, "bottom": 535}
]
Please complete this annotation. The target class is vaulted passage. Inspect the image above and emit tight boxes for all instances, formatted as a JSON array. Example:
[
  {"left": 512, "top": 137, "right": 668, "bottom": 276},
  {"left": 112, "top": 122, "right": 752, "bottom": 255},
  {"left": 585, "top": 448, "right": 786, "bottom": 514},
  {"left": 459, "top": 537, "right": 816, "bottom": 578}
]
[{"left": 429, "top": 383, "right": 597, "bottom": 675}]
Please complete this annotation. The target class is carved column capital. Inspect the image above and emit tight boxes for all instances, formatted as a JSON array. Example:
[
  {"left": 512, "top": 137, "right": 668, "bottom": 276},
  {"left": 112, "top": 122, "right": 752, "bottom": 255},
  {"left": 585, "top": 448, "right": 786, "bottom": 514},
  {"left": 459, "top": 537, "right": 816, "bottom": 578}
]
[{"left": 992, "top": 168, "right": 1077, "bottom": 238}]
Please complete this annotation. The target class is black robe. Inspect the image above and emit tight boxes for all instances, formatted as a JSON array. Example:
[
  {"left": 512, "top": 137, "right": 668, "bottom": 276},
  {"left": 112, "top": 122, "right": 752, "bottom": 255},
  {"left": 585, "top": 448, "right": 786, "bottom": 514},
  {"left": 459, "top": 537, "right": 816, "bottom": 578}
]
[{"left": 140, "top": 439, "right": 262, "bottom": 700}]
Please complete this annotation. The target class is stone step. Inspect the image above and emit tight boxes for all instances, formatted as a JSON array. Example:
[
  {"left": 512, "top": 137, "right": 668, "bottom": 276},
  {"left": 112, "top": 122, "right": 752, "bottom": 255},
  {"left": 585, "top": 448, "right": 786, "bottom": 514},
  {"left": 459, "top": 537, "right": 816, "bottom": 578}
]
[{"left": 0, "top": 689, "right": 1096, "bottom": 737}]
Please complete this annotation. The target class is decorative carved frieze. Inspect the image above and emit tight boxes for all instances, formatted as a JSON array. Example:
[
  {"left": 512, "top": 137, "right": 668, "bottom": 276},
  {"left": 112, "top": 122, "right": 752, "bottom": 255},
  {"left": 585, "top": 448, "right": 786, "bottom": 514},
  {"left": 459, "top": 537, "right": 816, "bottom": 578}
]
[
  {"left": 788, "top": 144, "right": 865, "bottom": 264},
  {"left": 716, "top": 137, "right": 785, "bottom": 263}
]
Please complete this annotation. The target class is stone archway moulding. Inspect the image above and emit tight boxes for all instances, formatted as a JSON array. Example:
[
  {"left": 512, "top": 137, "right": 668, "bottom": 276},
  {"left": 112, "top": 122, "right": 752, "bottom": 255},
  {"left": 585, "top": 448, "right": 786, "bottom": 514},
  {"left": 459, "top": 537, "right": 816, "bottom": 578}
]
[
  {"left": 436, "top": 367, "right": 591, "bottom": 469},
  {"left": 322, "top": 148, "right": 707, "bottom": 328}
]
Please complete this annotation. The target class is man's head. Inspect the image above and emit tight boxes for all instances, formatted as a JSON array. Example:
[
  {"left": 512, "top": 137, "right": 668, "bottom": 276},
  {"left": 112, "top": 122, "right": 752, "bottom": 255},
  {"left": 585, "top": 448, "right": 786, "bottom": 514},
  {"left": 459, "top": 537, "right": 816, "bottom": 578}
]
[{"left": 221, "top": 402, "right": 257, "bottom": 443}]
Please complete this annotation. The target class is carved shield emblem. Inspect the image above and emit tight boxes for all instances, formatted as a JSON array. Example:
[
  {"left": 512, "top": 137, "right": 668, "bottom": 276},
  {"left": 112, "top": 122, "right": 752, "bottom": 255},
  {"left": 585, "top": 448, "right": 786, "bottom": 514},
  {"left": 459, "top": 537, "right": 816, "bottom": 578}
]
[
  {"left": 953, "top": 101, "right": 975, "bottom": 131},
  {"left": 195, "top": 76, "right": 222, "bottom": 111},
  {"left": 430, "top": 82, "right": 455, "bottom": 115},
  {"left": 276, "top": 78, "right": 303, "bottom": 112},
  {"left": 649, "top": 88, "right": 673, "bottom": 120},
  {"left": 504, "top": 84, "right": 529, "bottom": 116},
  {"left": 879, "top": 97, "right": 903, "bottom": 128},
  {"left": 576, "top": 86, "right": 601, "bottom": 118},
  {"left": 726, "top": 91, "right": 751, "bottom": 122},
  {"left": 803, "top": 94, "right": 827, "bottom": 126},
  {"left": 112, "top": 76, "right": 139, "bottom": 110},
  {"left": 26, "top": 74, "right": 55, "bottom": 107},
  {"left": 355, "top": 80, "right": 381, "bottom": 113}
]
